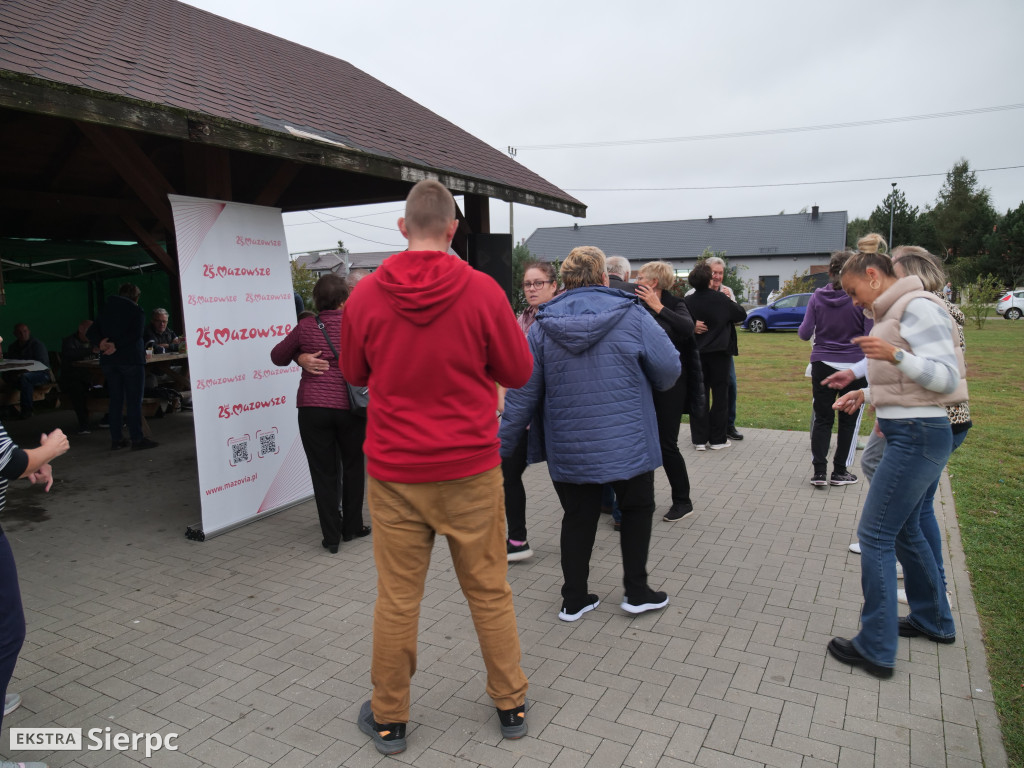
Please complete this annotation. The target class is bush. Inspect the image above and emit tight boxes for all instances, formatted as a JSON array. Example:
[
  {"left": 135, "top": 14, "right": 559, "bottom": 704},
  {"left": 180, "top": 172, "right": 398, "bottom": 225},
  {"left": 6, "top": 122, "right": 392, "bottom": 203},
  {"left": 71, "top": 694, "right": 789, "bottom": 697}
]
[{"left": 962, "top": 273, "right": 1003, "bottom": 329}]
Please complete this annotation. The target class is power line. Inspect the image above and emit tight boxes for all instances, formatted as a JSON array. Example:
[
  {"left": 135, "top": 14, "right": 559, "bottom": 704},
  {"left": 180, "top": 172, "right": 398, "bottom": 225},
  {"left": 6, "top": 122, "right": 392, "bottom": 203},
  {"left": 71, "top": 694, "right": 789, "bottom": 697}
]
[
  {"left": 514, "top": 103, "right": 1024, "bottom": 151},
  {"left": 563, "top": 163, "right": 1024, "bottom": 193},
  {"left": 305, "top": 211, "right": 405, "bottom": 248},
  {"left": 285, "top": 206, "right": 405, "bottom": 228}
]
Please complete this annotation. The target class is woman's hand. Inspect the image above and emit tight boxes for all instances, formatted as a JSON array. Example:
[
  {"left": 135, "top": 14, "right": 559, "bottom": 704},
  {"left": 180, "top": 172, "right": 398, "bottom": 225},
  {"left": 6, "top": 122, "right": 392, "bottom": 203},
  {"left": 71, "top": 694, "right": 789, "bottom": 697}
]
[
  {"left": 694, "top": 320, "right": 708, "bottom": 335},
  {"left": 821, "top": 368, "right": 856, "bottom": 389},
  {"left": 297, "top": 351, "right": 329, "bottom": 375},
  {"left": 852, "top": 336, "right": 899, "bottom": 362},
  {"left": 833, "top": 389, "right": 865, "bottom": 414},
  {"left": 635, "top": 284, "right": 664, "bottom": 313},
  {"left": 28, "top": 463, "right": 54, "bottom": 492}
]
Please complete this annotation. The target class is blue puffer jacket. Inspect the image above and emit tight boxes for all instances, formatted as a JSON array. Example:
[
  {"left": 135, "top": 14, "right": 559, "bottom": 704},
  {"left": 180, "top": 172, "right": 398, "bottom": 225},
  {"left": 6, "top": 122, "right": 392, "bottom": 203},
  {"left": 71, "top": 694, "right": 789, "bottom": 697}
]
[{"left": 499, "top": 286, "right": 681, "bottom": 484}]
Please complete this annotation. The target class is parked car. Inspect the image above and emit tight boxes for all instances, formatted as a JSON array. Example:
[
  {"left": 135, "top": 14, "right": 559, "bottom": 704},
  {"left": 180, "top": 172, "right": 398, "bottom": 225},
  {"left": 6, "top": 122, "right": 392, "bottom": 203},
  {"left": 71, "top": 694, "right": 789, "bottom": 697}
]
[
  {"left": 996, "top": 288, "right": 1024, "bottom": 320},
  {"left": 743, "top": 292, "right": 812, "bottom": 333}
]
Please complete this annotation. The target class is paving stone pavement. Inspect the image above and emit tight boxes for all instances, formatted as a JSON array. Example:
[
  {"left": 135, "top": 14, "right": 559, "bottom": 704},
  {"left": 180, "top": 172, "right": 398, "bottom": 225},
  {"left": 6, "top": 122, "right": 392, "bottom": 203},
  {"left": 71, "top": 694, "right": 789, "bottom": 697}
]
[{"left": 0, "top": 416, "right": 1008, "bottom": 767}]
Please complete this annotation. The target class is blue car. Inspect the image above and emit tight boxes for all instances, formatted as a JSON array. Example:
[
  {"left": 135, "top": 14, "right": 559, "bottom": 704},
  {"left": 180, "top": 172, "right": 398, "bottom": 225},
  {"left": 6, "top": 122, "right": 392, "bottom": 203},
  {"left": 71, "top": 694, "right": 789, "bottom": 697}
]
[{"left": 743, "top": 292, "right": 812, "bottom": 333}]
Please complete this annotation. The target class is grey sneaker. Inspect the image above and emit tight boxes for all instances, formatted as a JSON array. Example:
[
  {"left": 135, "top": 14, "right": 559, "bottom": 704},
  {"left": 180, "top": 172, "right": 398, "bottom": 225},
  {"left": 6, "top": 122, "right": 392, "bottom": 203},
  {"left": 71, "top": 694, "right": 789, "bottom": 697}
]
[
  {"left": 496, "top": 698, "right": 530, "bottom": 739},
  {"left": 830, "top": 470, "right": 858, "bottom": 486},
  {"left": 357, "top": 700, "right": 406, "bottom": 755},
  {"left": 3, "top": 692, "right": 21, "bottom": 716}
]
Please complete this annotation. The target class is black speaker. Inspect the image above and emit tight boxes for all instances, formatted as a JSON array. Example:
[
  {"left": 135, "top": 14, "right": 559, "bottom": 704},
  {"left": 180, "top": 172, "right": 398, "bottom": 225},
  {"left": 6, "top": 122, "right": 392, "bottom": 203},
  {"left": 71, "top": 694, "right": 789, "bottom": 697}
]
[{"left": 468, "top": 233, "right": 514, "bottom": 306}]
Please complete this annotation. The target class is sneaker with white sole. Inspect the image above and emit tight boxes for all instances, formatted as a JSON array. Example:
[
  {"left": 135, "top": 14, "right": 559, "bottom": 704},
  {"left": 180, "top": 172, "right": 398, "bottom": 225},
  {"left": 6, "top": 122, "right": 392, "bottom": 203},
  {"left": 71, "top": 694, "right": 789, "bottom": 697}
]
[
  {"left": 811, "top": 472, "right": 828, "bottom": 487},
  {"left": 357, "top": 700, "right": 407, "bottom": 755},
  {"left": 621, "top": 590, "right": 669, "bottom": 615},
  {"left": 3, "top": 692, "right": 21, "bottom": 716},
  {"left": 506, "top": 540, "right": 533, "bottom": 562},
  {"left": 830, "top": 470, "right": 858, "bottom": 485},
  {"left": 558, "top": 594, "right": 600, "bottom": 622},
  {"left": 849, "top": 541, "right": 861, "bottom": 554},
  {"left": 694, "top": 443, "right": 707, "bottom": 452},
  {"left": 708, "top": 440, "right": 731, "bottom": 450}
]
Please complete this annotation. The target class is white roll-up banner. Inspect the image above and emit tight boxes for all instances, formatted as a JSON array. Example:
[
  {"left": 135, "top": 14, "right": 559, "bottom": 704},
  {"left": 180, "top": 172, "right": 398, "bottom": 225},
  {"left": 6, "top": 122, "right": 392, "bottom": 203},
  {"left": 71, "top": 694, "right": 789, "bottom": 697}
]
[{"left": 170, "top": 194, "right": 312, "bottom": 537}]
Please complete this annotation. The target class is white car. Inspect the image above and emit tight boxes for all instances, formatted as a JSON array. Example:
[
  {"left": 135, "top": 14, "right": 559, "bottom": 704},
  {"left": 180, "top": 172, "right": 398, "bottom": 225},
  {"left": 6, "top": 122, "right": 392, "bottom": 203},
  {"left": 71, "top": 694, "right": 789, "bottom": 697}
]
[{"left": 996, "top": 288, "right": 1024, "bottom": 320}]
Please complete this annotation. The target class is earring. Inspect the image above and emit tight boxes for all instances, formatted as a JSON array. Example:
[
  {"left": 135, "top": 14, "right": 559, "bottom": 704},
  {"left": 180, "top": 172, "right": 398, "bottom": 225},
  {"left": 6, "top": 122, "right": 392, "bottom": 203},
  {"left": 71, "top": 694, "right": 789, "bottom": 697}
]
[{"left": 870, "top": 280, "right": 880, "bottom": 290}]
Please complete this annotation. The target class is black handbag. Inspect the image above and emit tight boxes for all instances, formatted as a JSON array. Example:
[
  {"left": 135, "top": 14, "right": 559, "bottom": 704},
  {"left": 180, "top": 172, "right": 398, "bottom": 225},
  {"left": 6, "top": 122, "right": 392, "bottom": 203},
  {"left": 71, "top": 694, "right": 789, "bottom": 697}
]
[{"left": 315, "top": 316, "right": 368, "bottom": 418}]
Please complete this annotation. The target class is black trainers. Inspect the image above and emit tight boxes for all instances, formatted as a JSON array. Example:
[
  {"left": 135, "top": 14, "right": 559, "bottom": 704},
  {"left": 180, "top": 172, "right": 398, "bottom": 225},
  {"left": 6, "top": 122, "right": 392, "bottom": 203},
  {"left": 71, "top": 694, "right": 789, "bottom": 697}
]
[
  {"left": 507, "top": 540, "right": 533, "bottom": 562},
  {"left": 357, "top": 700, "right": 407, "bottom": 755},
  {"left": 810, "top": 472, "right": 828, "bottom": 487},
  {"left": 663, "top": 502, "right": 694, "bottom": 522},
  {"left": 830, "top": 471, "right": 858, "bottom": 486},
  {"left": 558, "top": 594, "right": 599, "bottom": 622},
  {"left": 496, "top": 698, "right": 530, "bottom": 739},
  {"left": 621, "top": 590, "right": 669, "bottom": 615},
  {"left": 131, "top": 438, "right": 159, "bottom": 451}
]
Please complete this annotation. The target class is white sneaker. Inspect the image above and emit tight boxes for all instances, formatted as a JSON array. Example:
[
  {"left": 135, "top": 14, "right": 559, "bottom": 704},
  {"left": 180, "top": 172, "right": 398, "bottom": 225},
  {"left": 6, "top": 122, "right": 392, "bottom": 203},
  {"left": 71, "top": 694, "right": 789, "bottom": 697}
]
[
  {"left": 708, "top": 440, "right": 732, "bottom": 450},
  {"left": 849, "top": 541, "right": 861, "bottom": 554},
  {"left": 897, "top": 588, "right": 908, "bottom": 605},
  {"left": 895, "top": 562, "right": 904, "bottom": 580},
  {"left": 3, "top": 692, "right": 20, "bottom": 716},
  {"left": 694, "top": 443, "right": 707, "bottom": 452}
]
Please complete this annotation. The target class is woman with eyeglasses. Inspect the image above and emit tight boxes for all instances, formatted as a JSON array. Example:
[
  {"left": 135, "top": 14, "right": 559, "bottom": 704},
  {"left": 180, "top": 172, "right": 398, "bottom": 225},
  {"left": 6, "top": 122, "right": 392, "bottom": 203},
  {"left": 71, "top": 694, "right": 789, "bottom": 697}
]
[{"left": 498, "top": 262, "right": 558, "bottom": 562}]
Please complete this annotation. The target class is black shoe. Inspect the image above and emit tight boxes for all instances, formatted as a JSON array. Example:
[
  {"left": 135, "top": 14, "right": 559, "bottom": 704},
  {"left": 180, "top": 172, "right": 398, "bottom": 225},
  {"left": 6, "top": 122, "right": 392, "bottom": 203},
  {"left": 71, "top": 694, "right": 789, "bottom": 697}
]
[
  {"left": 621, "top": 590, "right": 669, "bottom": 615},
  {"left": 507, "top": 540, "right": 533, "bottom": 562},
  {"left": 357, "top": 700, "right": 406, "bottom": 755},
  {"left": 898, "top": 617, "right": 955, "bottom": 644},
  {"left": 322, "top": 540, "right": 339, "bottom": 554},
  {"left": 613, "top": 520, "right": 621, "bottom": 531},
  {"left": 111, "top": 438, "right": 130, "bottom": 450},
  {"left": 726, "top": 428, "right": 744, "bottom": 441},
  {"left": 663, "top": 502, "right": 694, "bottom": 522},
  {"left": 830, "top": 471, "right": 858, "bottom": 486},
  {"left": 811, "top": 472, "right": 828, "bottom": 487},
  {"left": 342, "top": 525, "right": 371, "bottom": 542},
  {"left": 826, "top": 637, "right": 894, "bottom": 678},
  {"left": 558, "top": 594, "right": 600, "bottom": 622},
  {"left": 496, "top": 699, "right": 529, "bottom": 739},
  {"left": 131, "top": 438, "right": 159, "bottom": 451}
]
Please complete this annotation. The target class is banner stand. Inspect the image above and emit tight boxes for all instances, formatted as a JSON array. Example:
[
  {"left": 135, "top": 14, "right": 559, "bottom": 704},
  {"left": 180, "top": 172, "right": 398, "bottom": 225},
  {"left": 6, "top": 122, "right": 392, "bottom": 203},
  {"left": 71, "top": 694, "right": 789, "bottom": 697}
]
[{"left": 184, "top": 493, "right": 311, "bottom": 541}]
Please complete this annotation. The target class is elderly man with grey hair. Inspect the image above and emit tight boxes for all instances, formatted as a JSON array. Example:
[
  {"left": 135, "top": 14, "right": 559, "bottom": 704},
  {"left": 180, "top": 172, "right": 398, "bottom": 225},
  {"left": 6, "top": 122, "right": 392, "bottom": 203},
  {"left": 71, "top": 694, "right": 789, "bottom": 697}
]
[
  {"left": 606, "top": 255, "right": 632, "bottom": 292},
  {"left": 692, "top": 256, "right": 743, "bottom": 441}
]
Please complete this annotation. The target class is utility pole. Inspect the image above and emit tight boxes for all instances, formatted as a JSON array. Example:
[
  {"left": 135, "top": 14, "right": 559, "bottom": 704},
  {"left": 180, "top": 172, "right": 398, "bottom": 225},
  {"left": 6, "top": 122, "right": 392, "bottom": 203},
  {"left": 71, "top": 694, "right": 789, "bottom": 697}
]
[
  {"left": 889, "top": 182, "right": 897, "bottom": 250},
  {"left": 507, "top": 146, "right": 517, "bottom": 244}
]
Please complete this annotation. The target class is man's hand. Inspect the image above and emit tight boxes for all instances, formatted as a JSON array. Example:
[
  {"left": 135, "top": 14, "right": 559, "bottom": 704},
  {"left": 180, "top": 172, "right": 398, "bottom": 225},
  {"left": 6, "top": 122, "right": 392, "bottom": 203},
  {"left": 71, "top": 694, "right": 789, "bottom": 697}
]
[
  {"left": 98, "top": 338, "right": 116, "bottom": 356},
  {"left": 852, "top": 336, "right": 899, "bottom": 362},
  {"left": 821, "top": 368, "right": 856, "bottom": 390},
  {"left": 694, "top": 320, "right": 708, "bottom": 335},
  {"left": 297, "top": 351, "right": 329, "bottom": 375},
  {"left": 28, "top": 463, "right": 54, "bottom": 492},
  {"left": 833, "top": 389, "right": 865, "bottom": 414},
  {"left": 635, "top": 284, "right": 664, "bottom": 313}
]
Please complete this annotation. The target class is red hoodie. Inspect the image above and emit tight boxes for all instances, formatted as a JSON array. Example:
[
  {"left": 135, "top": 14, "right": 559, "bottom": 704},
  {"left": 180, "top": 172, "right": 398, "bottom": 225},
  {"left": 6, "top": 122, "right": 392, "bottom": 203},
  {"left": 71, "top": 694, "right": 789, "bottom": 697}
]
[{"left": 341, "top": 250, "right": 532, "bottom": 483}]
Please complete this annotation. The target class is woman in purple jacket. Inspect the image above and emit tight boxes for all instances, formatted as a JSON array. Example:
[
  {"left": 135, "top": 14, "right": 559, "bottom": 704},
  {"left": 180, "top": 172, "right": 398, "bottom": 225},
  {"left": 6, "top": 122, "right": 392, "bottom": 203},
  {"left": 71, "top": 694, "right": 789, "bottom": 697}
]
[
  {"left": 798, "top": 251, "right": 872, "bottom": 487},
  {"left": 272, "top": 274, "right": 368, "bottom": 553}
]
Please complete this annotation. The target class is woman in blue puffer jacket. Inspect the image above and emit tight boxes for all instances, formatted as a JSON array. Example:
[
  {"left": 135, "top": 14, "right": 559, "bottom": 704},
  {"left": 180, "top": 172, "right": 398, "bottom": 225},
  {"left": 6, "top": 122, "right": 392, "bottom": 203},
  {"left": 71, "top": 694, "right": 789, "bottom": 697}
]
[{"left": 500, "top": 246, "right": 681, "bottom": 623}]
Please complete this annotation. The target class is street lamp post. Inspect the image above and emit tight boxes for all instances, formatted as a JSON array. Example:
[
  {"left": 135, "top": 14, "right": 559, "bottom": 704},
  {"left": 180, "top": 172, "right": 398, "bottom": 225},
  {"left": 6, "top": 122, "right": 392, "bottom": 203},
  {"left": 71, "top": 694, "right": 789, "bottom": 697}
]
[{"left": 889, "top": 182, "right": 897, "bottom": 249}]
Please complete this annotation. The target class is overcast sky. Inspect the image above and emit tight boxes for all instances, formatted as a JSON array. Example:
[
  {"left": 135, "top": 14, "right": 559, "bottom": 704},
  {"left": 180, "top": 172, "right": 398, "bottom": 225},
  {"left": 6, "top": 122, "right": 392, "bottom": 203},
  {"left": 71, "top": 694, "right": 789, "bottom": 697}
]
[{"left": 184, "top": 0, "right": 1024, "bottom": 256}]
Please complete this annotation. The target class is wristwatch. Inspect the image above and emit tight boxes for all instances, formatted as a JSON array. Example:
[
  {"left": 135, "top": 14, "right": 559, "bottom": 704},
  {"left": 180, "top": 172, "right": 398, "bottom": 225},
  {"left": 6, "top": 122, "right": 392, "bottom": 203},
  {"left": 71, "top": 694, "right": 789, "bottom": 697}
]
[{"left": 892, "top": 348, "right": 905, "bottom": 365}]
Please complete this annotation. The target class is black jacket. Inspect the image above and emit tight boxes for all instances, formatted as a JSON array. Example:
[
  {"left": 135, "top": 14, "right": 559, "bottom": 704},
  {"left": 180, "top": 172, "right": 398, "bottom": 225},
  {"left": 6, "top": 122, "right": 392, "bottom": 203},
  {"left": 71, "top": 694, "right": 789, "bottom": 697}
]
[
  {"left": 88, "top": 295, "right": 146, "bottom": 366},
  {"left": 645, "top": 290, "right": 706, "bottom": 417},
  {"left": 684, "top": 288, "right": 747, "bottom": 356}
]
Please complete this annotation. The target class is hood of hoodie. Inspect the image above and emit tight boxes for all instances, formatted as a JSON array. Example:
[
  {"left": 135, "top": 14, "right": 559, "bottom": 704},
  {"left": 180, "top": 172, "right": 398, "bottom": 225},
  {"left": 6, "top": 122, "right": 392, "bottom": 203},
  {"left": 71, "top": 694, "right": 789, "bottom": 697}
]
[
  {"left": 373, "top": 250, "right": 472, "bottom": 326},
  {"left": 813, "top": 284, "right": 853, "bottom": 309},
  {"left": 535, "top": 286, "right": 638, "bottom": 354}
]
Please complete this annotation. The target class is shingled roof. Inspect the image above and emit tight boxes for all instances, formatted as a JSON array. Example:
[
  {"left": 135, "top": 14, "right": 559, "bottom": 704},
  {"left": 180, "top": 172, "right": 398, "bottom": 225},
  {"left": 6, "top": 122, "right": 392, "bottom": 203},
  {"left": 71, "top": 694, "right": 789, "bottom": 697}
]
[
  {"left": 0, "top": 0, "right": 584, "bottom": 217},
  {"left": 524, "top": 210, "right": 847, "bottom": 263}
]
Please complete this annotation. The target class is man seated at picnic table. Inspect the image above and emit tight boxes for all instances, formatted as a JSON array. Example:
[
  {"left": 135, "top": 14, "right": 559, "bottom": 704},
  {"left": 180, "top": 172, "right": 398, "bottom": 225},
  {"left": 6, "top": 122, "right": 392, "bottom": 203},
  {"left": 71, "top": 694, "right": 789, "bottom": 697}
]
[
  {"left": 143, "top": 308, "right": 183, "bottom": 353},
  {"left": 2, "top": 323, "right": 52, "bottom": 419}
]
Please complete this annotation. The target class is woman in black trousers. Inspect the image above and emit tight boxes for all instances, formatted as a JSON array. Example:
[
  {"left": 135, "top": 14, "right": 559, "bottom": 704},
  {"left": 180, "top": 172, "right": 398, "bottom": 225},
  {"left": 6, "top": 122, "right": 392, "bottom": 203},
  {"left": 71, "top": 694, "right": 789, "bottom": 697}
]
[
  {"left": 683, "top": 262, "right": 747, "bottom": 450},
  {"left": 635, "top": 261, "right": 704, "bottom": 521}
]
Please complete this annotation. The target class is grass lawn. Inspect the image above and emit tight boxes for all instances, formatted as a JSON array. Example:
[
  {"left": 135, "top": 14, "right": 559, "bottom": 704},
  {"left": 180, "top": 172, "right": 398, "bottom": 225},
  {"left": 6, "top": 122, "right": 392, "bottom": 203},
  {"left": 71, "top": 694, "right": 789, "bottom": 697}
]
[{"left": 732, "top": 318, "right": 1024, "bottom": 767}]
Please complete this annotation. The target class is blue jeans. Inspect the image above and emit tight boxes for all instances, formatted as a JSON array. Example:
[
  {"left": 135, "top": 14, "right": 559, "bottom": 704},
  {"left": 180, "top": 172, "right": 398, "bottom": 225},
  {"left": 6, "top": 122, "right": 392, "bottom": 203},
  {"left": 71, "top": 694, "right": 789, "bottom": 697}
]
[
  {"left": 104, "top": 363, "right": 145, "bottom": 444},
  {"left": 18, "top": 370, "right": 51, "bottom": 414},
  {"left": 861, "top": 423, "right": 969, "bottom": 590},
  {"left": 602, "top": 484, "right": 621, "bottom": 523},
  {"left": 853, "top": 417, "right": 954, "bottom": 667}
]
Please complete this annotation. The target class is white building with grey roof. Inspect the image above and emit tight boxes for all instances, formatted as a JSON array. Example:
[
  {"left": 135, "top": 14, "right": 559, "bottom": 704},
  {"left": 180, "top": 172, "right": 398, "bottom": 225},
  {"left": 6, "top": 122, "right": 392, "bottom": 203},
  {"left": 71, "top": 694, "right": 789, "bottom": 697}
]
[{"left": 524, "top": 207, "right": 847, "bottom": 303}]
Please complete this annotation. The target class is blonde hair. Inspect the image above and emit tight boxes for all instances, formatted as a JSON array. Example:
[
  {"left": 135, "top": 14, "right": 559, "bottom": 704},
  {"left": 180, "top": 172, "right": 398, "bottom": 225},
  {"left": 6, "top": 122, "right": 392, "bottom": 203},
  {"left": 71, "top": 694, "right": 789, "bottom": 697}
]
[
  {"left": 856, "top": 232, "right": 888, "bottom": 255},
  {"left": 892, "top": 246, "right": 946, "bottom": 292},
  {"left": 638, "top": 261, "right": 675, "bottom": 291},
  {"left": 561, "top": 246, "right": 607, "bottom": 290},
  {"left": 404, "top": 179, "right": 456, "bottom": 237}
]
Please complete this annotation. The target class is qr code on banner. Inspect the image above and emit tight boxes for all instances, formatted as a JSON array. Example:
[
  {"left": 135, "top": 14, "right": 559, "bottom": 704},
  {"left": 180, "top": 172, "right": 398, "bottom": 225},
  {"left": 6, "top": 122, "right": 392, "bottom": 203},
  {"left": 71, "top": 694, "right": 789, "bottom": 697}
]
[
  {"left": 256, "top": 428, "right": 279, "bottom": 458},
  {"left": 227, "top": 435, "right": 251, "bottom": 466}
]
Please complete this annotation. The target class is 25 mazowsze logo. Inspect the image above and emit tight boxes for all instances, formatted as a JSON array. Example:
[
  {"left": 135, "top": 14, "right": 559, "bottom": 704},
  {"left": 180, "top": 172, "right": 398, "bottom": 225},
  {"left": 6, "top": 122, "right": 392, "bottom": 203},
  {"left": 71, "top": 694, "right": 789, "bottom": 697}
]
[{"left": 11, "top": 728, "right": 179, "bottom": 757}]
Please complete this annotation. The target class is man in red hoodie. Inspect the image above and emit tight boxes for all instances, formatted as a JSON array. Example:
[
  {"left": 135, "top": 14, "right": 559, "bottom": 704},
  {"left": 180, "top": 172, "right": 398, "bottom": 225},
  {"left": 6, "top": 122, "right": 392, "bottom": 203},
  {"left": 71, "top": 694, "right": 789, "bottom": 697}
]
[{"left": 342, "top": 179, "right": 533, "bottom": 755}]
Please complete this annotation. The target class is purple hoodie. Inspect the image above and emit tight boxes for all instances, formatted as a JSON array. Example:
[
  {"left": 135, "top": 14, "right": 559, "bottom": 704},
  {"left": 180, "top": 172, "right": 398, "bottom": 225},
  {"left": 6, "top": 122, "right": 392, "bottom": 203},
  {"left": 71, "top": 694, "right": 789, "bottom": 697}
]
[{"left": 798, "top": 285, "right": 873, "bottom": 364}]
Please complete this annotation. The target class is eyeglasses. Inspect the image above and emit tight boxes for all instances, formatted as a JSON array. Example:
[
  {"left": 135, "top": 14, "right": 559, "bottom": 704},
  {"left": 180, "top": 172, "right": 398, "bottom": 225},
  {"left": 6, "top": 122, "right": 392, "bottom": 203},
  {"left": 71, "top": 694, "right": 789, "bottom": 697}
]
[{"left": 522, "top": 280, "right": 554, "bottom": 290}]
